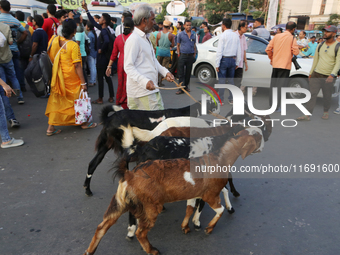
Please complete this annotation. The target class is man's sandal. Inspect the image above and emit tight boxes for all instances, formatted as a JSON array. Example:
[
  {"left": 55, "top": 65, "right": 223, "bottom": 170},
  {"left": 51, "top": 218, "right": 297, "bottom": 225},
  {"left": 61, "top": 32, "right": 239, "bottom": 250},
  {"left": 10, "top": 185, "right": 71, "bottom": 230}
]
[
  {"left": 321, "top": 112, "right": 329, "bottom": 120},
  {"left": 296, "top": 116, "right": 310, "bottom": 121}
]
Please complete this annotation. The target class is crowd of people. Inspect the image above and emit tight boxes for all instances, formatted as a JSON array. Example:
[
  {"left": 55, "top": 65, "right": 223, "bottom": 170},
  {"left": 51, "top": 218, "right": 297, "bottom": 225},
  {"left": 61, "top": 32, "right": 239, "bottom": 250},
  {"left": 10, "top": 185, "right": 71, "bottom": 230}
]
[{"left": 0, "top": 0, "right": 339, "bottom": 149}]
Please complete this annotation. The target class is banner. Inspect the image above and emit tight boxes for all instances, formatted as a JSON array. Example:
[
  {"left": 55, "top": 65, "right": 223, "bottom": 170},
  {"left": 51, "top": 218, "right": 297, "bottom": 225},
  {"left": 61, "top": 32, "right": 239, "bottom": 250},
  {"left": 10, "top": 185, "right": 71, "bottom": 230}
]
[
  {"left": 56, "top": 0, "right": 166, "bottom": 8},
  {"left": 266, "top": 0, "right": 279, "bottom": 30}
]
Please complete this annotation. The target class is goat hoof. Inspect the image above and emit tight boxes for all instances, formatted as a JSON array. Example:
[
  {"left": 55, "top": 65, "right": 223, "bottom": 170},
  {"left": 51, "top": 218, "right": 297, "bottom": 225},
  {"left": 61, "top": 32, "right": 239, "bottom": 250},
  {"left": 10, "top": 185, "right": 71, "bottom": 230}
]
[
  {"left": 84, "top": 187, "right": 93, "bottom": 197},
  {"left": 148, "top": 247, "right": 160, "bottom": 255},
  {"left": 182, "top": 226, "right": 191, "bottom": 234},
  {"left": 126, "top": 235, "right": 134, "bottom": 241},
  {"left": 228, "top": 207, "right": 235, "bottom": 214},
  {"left": 204, "top": 227, "right": 213, "bottom": 235},
  {"left": 233, "top": 191, "right": 240, "bottom": 197},
  {"left": 194, "top": 225, "right": 201, "bottom": 231}
]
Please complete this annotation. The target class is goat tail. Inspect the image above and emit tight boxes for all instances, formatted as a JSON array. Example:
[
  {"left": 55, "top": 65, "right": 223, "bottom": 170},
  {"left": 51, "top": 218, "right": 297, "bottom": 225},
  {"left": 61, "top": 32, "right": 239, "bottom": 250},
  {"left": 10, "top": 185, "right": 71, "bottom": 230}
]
[
  {"left": 100, "top": 105, "right": 124, "bottom": 124},
  {"left": 112, "top": 152, "right": 130, "bottom": 181}
]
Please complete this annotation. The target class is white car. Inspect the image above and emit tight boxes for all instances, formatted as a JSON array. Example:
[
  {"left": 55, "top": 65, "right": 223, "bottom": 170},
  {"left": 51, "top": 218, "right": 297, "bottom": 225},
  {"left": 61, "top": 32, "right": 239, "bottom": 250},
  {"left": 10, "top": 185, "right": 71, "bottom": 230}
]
[{"left": 192, "top": 34, "right": 315, "bottom": 99}]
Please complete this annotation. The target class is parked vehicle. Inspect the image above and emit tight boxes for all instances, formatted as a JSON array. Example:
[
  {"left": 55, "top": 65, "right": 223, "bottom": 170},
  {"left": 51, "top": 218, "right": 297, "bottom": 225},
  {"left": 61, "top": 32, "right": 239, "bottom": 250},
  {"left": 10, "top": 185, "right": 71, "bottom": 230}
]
[
  {"left": 81, "top": 0, "right": 124, "bottom": 24},
  {"left": 9, "top": 0, "right": 47, "bottom": 20},
  {"left": 192, "top": 34, "right": 321, "bottom": 99}
]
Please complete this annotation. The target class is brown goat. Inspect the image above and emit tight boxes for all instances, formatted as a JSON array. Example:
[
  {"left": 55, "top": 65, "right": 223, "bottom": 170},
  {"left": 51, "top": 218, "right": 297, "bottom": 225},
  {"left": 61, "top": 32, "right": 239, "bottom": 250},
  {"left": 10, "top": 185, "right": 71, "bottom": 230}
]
[{"left": 83, "top": 132, "right": 263, "bottom": 255}]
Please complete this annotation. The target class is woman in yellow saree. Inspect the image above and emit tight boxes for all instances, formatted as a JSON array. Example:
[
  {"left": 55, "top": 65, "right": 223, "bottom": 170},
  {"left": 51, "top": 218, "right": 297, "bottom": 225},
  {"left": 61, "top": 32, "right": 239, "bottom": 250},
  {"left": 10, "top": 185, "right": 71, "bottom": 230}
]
[{"left": 45, "top": 19, "right": 97, "bottom": 136}]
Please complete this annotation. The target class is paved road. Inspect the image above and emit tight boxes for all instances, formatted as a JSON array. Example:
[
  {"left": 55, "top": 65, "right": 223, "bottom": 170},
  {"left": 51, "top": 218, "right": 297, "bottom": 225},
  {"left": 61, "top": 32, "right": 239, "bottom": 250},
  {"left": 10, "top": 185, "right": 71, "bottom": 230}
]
[{"left": 1, "top": 76, "right": 340, "bottom": 255}]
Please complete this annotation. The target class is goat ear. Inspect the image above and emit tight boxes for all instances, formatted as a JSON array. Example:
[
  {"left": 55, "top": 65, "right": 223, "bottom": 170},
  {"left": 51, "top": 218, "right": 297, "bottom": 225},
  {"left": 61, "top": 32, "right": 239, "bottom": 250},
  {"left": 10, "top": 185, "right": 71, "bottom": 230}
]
[{"left": 240, "top": 136, "right": 257, "bottom": 159}]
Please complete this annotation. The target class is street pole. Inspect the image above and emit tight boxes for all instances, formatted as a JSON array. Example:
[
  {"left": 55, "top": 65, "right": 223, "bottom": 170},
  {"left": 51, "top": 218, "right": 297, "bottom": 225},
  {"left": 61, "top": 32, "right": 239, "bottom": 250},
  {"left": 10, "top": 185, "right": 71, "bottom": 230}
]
[{"left": 238, "top": 0, "right": 242, "bottom": 13}]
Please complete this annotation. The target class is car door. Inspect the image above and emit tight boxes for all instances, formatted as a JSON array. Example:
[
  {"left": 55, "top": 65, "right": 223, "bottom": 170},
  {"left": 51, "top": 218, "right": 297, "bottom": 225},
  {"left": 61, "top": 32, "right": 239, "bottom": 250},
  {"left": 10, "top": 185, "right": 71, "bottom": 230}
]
[{"left": 243, "top": 36, "right": 272, "bottom": 88}]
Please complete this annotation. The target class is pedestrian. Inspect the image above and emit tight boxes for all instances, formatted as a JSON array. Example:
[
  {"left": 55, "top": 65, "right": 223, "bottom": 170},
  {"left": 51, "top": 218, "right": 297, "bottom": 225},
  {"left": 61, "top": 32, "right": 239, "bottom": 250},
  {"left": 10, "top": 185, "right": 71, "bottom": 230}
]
[
  {"left": 192, "top": 26, "right": 197, "bottom": 34},
  {"left": 124, "top": 5, "right": 174, "bottom": 110},
  {"left": 27, "top": 16, "right": 34, "bottom": 30},
  {"left": 276, "top": 28, "right": 283, "bottom": 34},
  {"left": 318, "top": 38, "right": 324, "bottom": 44},
  {"left": 197, "top": 22, "right": 208, "bottom": 43},
  {"left": 0, "top": 22, "right": 21, "bottom": 127},
  {"left": 149, "top": 24, "right": 158, "bottom": 54},
  {"left": 202, "top": 25, "right": 212, "bottom": 43},
  {"left": 156, "top": 20, "right": 175, "bottom": 87},
  {"left": 336, "top": 35, "right": 340, "bottom": 43},
  {"left": 297, "top": 31, "right": 309, "bottom": 57},
  {"left": 86, "top": 21, "right": 97, "bottom": 87},
  {"left": 42, "top": 4, "right": 59, "bottom": 41},
  {"left": 234, "top": 21, "right": 250, "bottom": 94},
  {"left": 216, "top": 18, "right": 241, "bottom": 105},
  {"left": 158, "top": 21, "right": 163, "bottom": 31},
  {"left": 252, "top": 17, "right": 271, "bottom": 41},
  {"left": 176, "top": 19, "right": 197, "bottom": 95},
  {"left": 42, "top": 13, "right": 48, "bottom": 19},
  {"left": 75, "top": 14, "right": 88, "bottom": 89},
  {"left": 297, "top": 25, "right": 340, "bottom": 121},
  {"left": 0, "top": 0, "right": 26, "bottom": 103},
  {"left": 106, "top": 17, "right": 134, "bottom": 109},
  {"left": 304, "top": 36, "right": 318, "bottom": 57},
  {"left": 115, "top": 10, "right": 132, "bottom": 37},
  {"left": 29, "top": 15, "right": 48, "bottom": 60},
  {"left": 83, "top": 1, "right": 115, "bottom": 104},
  {"left": 265, "top": 21, "right": 299, "bottom": 112},
  {"left": 176, "top": 21, "right": 183, "bottom": 32},
  {"left": 0, "top": 78, "right": 24, "bottom": 149},
  {"left": 55, "top": 9, "right": 68, "bottom": 37},
  {"left": 111, "top": 17, "right": 117, "bottom": 30},
  {"left": 45, "top": 19, "right": 97, "bottom": 136},
  {"left": 15, "top": 10, "right": 33, "bottom": 74}
]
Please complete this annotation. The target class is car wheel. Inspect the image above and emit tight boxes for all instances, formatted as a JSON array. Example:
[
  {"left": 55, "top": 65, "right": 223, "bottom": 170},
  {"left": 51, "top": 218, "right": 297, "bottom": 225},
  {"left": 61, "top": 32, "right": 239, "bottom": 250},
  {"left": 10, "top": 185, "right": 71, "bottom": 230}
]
[
  {"left": 196, "top": 64, "right": 216, "bottom": 85},
  {"left": 288, "top": 77, "right": 309, "bottom": 99}
]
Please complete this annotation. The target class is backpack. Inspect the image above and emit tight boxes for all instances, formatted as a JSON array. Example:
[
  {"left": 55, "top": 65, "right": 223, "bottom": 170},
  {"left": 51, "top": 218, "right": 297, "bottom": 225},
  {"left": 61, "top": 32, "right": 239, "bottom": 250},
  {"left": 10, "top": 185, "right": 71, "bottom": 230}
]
[
  {"left": 318, "top": 41, "right": 340, "bottom": 57},
  {"left": 24, "top": 54, "right": 49, "bottom": 97},
  {"left": 24, "top": 36, "right": 68, "bottom": 97},
  {"left": 50, "top": 18, "right": 59, "bottom": 36},
  {"left": 100, "top": 28, "right": 115, "bottom": 59},
  {"left": 17, "top": 24, "right": 32, "bottom": 59}
]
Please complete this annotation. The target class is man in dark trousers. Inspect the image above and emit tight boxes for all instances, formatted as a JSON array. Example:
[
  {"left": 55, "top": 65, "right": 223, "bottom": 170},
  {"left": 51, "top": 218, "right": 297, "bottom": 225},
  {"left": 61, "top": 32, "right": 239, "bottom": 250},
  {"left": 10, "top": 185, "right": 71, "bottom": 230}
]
[
  {"left": 297, "top": 25, "right": 340, "bottom": 121},
  {"left": 83, "top": 1, "right": 114, "bottom": 104},
  {"left": 265, "top": 21, "right": 299, "bottom": 112},
  {"left": 176, "top": 20, "right": 196, "bottom": 94}
]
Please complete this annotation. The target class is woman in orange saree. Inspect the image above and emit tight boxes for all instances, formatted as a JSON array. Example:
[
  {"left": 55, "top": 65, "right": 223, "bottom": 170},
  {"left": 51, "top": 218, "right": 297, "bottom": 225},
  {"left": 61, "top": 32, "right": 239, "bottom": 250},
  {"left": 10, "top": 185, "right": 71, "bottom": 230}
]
[{"left": 45, "top": 19, "right": 97, "bottom": 136}]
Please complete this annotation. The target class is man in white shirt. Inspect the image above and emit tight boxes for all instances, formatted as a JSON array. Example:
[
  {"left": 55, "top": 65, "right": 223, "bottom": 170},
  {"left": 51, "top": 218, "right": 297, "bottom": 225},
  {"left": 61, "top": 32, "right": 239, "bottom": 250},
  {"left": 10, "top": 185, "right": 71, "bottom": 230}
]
[
  {"left": 115, "top": 10, "right": 132, "bottom": 37},
  {"left": 216, "top": 18, "right": 241, "bottom": 105},
  {"left": 124, "top": 5, "right": 174, "bottom": 110}
]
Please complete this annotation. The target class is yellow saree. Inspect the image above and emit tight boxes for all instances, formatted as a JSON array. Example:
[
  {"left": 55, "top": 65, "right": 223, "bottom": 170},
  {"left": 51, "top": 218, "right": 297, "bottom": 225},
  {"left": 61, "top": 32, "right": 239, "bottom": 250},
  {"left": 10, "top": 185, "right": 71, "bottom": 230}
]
[{"left": 45, "top": 35, "right": 82, "bottom": 126}]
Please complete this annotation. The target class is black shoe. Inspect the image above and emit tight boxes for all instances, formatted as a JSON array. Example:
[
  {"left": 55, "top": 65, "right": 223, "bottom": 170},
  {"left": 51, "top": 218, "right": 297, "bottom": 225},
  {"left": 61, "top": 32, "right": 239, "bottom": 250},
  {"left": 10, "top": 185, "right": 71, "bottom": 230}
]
[{"left": 9, "top": 119, "right": 20, "bottom": 128}]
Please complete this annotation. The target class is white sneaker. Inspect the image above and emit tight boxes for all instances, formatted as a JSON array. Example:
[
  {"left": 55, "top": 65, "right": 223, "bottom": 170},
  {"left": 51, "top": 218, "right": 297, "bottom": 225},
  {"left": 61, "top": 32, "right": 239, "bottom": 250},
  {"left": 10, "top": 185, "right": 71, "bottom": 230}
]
[
  {"left": 1, "top": 138, "right": 24, "bottom": 149},
  {"left": 334, "top": 108, "right": 340, "bottom": 114}
]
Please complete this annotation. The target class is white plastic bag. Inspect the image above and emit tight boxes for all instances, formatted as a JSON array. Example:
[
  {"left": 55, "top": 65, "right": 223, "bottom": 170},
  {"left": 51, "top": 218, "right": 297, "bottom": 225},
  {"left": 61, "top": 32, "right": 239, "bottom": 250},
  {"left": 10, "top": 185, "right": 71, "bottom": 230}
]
[
  {"left": 74, "top": 89, "right": 92, "bottom": 125},
  {"left": 0, "top": 32, "right": 6, "bottom": 47}
]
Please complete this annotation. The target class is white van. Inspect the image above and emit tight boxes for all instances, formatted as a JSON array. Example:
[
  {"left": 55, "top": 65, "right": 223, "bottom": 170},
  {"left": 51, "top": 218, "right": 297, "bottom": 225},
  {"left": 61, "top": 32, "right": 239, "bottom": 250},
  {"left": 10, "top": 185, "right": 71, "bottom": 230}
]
[{"left": 9, "top": 0, "right": 47, "bottom": 20}]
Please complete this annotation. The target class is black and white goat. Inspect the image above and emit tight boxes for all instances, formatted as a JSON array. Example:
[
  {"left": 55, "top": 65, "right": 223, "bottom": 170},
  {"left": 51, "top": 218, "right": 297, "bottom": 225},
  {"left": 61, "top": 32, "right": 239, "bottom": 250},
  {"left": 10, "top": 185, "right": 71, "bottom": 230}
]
[{"left": 84, "top": 100, "right": 218, "bottom": 196}]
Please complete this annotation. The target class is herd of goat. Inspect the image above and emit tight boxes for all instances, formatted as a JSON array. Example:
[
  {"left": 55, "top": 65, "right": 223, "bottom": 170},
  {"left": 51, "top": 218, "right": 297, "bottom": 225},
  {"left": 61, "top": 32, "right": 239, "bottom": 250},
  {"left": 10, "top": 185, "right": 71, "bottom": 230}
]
[{"left": 83, "top": 100, "right": 272, "bottom": 255}]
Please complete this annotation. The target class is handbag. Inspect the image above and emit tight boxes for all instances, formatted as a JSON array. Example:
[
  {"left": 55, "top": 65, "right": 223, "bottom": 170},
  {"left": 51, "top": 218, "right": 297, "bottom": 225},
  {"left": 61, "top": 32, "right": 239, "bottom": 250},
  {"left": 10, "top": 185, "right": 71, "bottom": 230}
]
[{"left": 74, "top": 89, "right": 93, "bottom": 125}]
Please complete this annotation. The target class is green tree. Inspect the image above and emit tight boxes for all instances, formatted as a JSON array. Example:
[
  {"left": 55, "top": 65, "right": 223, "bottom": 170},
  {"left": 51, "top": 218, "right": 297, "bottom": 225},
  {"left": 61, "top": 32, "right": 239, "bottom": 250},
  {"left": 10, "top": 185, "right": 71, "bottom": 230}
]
[
  {"left": 326, "top": 14, "right": 340, "bottom": 26},
  {"left": 155, "top": 1, "right": 170, "bottom": 24}
]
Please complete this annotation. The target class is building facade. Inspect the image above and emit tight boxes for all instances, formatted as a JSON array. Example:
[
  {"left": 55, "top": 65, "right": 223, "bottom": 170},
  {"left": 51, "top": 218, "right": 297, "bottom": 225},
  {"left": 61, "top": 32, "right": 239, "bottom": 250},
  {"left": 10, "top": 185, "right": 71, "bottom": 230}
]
[{"left": 280, "top": 0, "right": 340, "bottom": 30}]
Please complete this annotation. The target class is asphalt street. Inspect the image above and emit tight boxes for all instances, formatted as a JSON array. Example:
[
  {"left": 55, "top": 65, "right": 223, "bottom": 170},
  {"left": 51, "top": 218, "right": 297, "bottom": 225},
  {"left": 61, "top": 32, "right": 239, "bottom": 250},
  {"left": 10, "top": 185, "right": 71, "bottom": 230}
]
[{"left": 1, "top": 75, "right": 340, "bottom": 255}]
